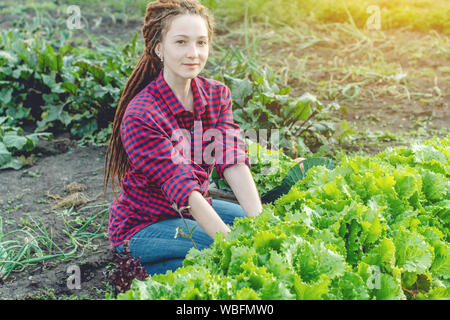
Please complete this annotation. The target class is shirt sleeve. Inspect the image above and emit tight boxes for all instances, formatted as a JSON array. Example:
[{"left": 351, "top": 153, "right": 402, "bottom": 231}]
[
  {"left": 214, "top": 85, "right": 251, "bottom": 180},
  {"left": 121, "top": 114, "right": 201, "bottom": 210}
]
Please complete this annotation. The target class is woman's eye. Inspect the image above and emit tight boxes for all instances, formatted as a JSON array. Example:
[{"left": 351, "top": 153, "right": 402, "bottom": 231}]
[{"left": 176, "top": 40, "right": 207, "bottom": 45}]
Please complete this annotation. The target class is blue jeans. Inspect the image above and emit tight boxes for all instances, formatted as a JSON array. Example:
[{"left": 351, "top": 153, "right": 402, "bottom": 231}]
[{"left": 115, "top": 199, "right": 246, "bottom": 276}]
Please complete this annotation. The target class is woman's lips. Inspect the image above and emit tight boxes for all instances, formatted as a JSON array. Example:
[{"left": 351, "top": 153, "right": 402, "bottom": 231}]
[{"left": 184, "top": 64, "right": 198, "bottom": 68}]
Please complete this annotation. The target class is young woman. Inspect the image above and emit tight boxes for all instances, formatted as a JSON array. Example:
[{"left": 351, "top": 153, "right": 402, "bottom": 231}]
[{"left": 103, "top": 0, "right": 263, "bottom": 276}]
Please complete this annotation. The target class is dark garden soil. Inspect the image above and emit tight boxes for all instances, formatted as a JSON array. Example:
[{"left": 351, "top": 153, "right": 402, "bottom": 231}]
[
  {"left": 0, "top": 134, "right": 117, "bottom": 299},
  {"left": 0, "top": 9, "right": 141, "bottom": 299}
]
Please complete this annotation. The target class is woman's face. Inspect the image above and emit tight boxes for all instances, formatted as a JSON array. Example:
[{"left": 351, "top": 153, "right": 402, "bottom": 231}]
[{"left": 156, "top": 14, "right": 210, "bottom": 82}]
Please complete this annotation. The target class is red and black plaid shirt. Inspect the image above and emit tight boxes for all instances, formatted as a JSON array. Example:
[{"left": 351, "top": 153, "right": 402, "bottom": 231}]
[{"left": 108, "top": 69, "right": 250, "bottom": 247}]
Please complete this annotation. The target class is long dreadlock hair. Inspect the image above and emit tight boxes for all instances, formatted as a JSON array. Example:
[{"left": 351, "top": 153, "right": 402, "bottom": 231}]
[{"left": 103, "top": 0, "right": 215, "bottom": 203}]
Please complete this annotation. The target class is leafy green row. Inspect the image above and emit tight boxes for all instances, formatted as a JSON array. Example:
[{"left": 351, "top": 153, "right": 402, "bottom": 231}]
[
  {"left": 117, "top": 136, "right": 449, "bottom": 300},
  {"left": 0, "top": 28, "right": 137, "bottom": 145},
  {"left": 0, "top": 116, "right": 52, "bottom": 170},
  {"left": 223, "top": 74, "right": 342, "bottom": 156}
]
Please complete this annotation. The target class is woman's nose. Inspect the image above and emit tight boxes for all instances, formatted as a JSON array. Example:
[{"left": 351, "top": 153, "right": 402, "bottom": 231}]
[{"left": 186, "top": 43, "right": 199, "bottom": 57}]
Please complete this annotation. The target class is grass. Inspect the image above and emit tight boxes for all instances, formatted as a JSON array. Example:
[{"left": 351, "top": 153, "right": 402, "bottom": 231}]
[
  {"left": 207, "top": 0, "right": 450, "bottom": 34},
  {"left": 215, "top": 15, "right": 448, "bottom": 107}
]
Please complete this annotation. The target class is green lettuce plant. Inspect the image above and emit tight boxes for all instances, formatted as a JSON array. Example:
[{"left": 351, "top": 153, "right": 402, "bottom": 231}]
[{"left": 116, "top": 136, "right": 449, "bottom": 300}]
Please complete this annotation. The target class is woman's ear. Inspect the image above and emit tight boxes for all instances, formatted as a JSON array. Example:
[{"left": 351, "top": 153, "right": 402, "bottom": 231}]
[{"left": 155, "top": 42, "right": 162, "bottom": 59}]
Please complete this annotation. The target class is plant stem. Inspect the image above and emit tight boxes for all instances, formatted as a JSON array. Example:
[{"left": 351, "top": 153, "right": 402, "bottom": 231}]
[{"left": 172, "top": 204, "right": 198, "bottom": 250}]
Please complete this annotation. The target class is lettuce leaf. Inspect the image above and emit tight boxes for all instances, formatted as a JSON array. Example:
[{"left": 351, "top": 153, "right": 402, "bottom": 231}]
[{"left": 393, "top": 227, "right": 433, "bottom": 274}]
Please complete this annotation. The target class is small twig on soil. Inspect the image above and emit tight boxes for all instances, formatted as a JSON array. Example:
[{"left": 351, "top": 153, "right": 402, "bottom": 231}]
[
  {"left": 64, "top": 182, "right": 88, "bottom": 193},
  {"left": 49, "top": 192, "right": 92, "bottom": 210}
]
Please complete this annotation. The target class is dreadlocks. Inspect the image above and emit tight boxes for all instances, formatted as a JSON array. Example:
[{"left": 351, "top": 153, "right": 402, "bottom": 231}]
[{"left": 103, "top": 0, "right": 215, "bottom": 203}]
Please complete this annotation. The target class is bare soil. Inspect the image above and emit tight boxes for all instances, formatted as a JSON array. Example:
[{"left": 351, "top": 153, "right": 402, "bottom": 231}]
[{"left": 0, "top": 134, "right": 116, "bottom": 300}]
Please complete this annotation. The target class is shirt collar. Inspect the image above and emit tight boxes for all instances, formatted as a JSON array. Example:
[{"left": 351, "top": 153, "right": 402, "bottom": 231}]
[{"left": 154, "top": 69, "right": 207, "bottom": 119}]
